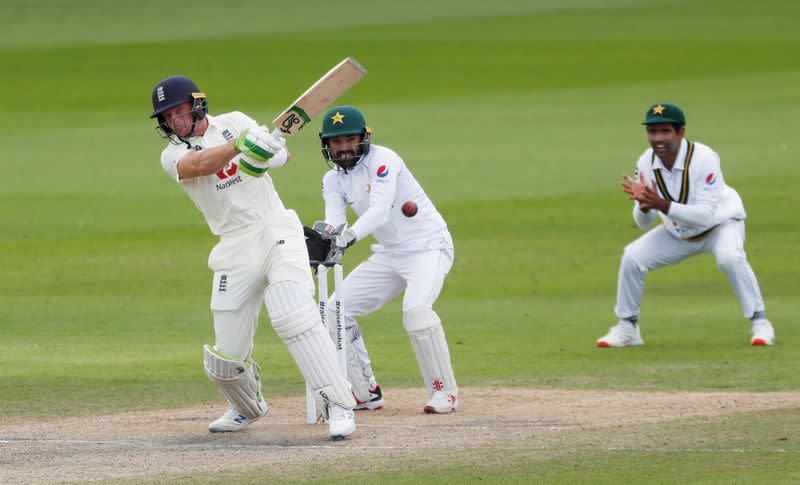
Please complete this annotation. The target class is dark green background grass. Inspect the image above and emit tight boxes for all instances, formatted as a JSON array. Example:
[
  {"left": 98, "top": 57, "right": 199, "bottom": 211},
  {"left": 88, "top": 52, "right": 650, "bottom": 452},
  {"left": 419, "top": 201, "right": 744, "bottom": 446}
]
[{"left": 1, "top": 0, "right": 798, "bottom": 481}]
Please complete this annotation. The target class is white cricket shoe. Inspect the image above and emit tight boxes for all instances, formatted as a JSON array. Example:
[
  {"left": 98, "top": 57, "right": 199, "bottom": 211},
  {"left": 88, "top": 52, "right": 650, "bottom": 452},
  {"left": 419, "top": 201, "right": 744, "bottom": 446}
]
[
  {"left": 327, "top": 402, "right": 356, "bottom": 440},
  {"left": 208, "top": 400, "right": 268, "bottom": 433},
  {"left": 751, "top": 319, "right": 775, "bottom": 346},
  {"left": 596, "top": 320, "right": 644, "bottom": 348},
  {"left": 424, "top": 390, "right": 459, "bottom": 414}
]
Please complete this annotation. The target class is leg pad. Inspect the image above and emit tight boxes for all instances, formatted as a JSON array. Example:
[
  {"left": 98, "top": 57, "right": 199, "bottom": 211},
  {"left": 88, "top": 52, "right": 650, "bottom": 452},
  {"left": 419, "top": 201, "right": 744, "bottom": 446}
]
[{"left": 403, "top": 307, "right": 458, "bottom": 397}]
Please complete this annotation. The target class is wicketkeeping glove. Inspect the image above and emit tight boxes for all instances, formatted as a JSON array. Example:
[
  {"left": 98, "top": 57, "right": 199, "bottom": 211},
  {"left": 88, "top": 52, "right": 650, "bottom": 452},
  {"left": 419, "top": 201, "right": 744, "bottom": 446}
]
[
  {"left": 306, "top": 221, "right": 353, "bottom": 263},
  {"left": 332, "top": 228, "right": 357, "bottom": 251},
  {"left": 304, "top": 225, "right": 332, "bottom": 263}
]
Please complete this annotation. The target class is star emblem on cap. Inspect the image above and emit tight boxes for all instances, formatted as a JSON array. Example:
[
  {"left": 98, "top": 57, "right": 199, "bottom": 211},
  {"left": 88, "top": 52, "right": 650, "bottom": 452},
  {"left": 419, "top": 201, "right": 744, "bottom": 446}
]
[
  {"left": 652, "top": 105, "right": 666, "bottom": 115},
  {"left": 331, "top": 112, "right": 345, "bottom": 125}
]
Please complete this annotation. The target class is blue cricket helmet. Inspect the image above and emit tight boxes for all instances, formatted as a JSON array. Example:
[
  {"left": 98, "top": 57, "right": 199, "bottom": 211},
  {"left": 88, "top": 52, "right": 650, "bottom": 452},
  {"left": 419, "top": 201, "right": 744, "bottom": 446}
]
[{"left": 150, "top": 75, "right": 207, "bottom": 137}]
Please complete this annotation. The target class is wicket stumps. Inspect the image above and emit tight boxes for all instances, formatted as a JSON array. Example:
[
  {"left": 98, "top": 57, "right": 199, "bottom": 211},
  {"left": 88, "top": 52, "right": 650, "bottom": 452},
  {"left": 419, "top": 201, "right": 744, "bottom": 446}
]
[{"left": 307, "top": 261, "right": 347, "bottom": 424}]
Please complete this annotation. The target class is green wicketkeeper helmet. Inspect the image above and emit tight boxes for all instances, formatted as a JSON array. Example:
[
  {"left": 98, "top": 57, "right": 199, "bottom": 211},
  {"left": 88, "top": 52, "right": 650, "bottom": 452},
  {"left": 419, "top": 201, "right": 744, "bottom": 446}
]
[
  {"left": 320, "top": 106, "right": 368, "bottom": 139},
  {"left": 319, "top": 106, "right": 372, "bottom": 171}
]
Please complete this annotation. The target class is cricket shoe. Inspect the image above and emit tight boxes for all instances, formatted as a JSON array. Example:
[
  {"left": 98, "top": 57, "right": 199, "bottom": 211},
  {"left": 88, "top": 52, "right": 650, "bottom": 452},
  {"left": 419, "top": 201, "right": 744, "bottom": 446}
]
[
  {"left": 327, "top": 402, "right": 356, "bottom": 440},
  {"left": 354, "top": 385, "right": 384, "bottom": 410},
  {"left": 424, "top": 390, "right": 458, "bottom": 414},
  {"left": 596, "top": 320, "right": 643, "bottom": 348},
  {"left": 208, "top": 400, "right": 268, "bottom": 433},
  {"left": 751, "top": 319, "right": 775, "bottom": 346}
]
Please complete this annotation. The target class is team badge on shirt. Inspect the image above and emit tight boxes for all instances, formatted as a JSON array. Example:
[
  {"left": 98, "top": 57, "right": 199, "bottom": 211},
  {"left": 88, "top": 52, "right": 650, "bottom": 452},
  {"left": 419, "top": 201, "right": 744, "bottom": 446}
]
[
  {"left": 376, "top": 165, "right": 389, "bottom": 178},
  {"left": 705, "top": 173, "right": 717, "bottom": 185}
]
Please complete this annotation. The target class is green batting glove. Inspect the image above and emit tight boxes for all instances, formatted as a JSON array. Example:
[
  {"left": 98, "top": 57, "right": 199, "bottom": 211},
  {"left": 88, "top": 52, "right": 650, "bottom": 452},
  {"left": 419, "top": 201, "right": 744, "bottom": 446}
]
[{"left": 234, "top": 127, "right": 283, "bottom": 163}]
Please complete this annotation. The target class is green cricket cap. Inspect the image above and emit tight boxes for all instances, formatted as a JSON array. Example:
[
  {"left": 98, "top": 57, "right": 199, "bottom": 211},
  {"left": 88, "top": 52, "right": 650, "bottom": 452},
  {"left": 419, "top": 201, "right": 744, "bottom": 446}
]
[{"left": 641, "top": 103, "right": 686, "bottom": 126}]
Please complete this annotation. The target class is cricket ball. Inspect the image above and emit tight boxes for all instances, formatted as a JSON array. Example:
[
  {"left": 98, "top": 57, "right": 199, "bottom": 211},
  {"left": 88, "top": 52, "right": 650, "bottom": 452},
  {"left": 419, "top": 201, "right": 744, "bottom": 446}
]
[{"left": 401, "top": 200, "right": 418, "bottom": 217}]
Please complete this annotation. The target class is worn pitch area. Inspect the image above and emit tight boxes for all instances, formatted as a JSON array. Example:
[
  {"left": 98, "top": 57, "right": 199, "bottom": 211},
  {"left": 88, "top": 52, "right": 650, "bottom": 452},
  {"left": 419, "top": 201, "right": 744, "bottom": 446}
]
[{"left": 2, "top": 387, "right": 799, "bottom": 484}]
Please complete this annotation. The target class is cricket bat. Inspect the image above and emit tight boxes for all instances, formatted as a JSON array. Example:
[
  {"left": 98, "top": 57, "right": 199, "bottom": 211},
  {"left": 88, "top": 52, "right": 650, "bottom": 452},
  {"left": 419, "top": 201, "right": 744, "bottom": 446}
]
[{"left": 269, "top": 57, "right": 366, "bottom": 139}]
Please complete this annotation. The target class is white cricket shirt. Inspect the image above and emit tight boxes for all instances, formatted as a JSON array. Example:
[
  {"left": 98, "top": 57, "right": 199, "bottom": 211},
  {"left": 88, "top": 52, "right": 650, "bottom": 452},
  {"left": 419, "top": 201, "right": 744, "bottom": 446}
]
[
  {"left": 160, "top": 112, "right": 288, "bottom": 237},
  {"left": 322, "top": 144, "right": 451, "bottom": 252},
  {"left": 632, "top": 138, "right": 746, "bottom": 239}
]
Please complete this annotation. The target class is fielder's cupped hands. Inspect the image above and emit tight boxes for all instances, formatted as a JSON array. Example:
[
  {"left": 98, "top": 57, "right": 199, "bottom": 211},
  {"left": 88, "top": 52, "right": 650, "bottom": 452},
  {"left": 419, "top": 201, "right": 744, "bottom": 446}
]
[
  {"left": 622, "top": 173, "right": 648, "bottom": 200},
  {"left": 622, "top": 172, "right": 670, "bottom": 213}
]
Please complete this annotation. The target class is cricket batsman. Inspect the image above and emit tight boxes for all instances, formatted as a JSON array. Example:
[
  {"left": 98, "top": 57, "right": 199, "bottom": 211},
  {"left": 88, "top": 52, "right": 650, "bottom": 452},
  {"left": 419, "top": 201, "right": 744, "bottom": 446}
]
[
  {"left": 597, "top": 103, "right": 775, "bottom": 348},
  {"left": 150, "top": 75, "right": 356, "bottom": 440},
  {"left": 304, "top": 106, "right": 459, "bottom": 413}
]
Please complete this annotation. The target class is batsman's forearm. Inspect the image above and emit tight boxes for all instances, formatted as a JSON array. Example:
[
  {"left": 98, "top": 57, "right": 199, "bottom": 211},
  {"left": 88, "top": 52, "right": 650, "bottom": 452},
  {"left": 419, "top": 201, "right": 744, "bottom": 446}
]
[
  {"left": 177, "top": 143, "right": 239, "bottom": 179},
  {"left": 198, "top": 143, "right": 239, "bottom": 174}
]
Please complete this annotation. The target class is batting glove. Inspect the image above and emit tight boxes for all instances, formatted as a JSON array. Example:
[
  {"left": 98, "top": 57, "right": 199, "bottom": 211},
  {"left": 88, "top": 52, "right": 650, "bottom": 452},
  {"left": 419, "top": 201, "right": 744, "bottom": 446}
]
[{"left": 234, "top": 126, "right": 285, "bottom": 163}]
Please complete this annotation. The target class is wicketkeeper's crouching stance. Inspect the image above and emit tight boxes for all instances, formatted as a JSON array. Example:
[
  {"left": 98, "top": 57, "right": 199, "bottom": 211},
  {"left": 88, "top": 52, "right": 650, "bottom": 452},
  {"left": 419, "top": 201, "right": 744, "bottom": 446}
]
[
  {"left": 304, "top": 106, "right": 459, "bottom": 414},
  {"left": 150, "top": 76, "right": 356, "bottom": 440}
]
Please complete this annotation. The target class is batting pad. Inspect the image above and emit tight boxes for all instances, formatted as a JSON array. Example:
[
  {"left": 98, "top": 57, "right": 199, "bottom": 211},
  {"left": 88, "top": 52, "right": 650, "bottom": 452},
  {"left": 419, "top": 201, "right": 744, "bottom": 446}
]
[
  {"left": 265, "top": 281, "right": 356, "bottom": 418},
  {"left": 203, "top": 345, "right": 266, "bottom": 419},
  {"left": 403, "top": 306, "right": 458, "bottom": 397}
]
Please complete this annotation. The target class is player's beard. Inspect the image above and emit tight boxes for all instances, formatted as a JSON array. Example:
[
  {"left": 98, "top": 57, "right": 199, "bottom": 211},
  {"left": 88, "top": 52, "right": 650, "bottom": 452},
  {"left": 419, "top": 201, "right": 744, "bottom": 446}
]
[{"left": 334, "top": 148, "right": 360, "bottom": 170}]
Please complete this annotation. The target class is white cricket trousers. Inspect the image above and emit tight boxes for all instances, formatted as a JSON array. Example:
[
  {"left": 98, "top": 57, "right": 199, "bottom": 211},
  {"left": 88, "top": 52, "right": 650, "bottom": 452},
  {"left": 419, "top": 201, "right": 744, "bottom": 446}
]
[
  {"left": 615, "top": 220, "right": 765, "bottom": 320},
  {"left": 207, "top": 209, "right": 316, "bottom": 361},
  {"left": 333, "top": 245, "right": 454, "bottom": 375}
]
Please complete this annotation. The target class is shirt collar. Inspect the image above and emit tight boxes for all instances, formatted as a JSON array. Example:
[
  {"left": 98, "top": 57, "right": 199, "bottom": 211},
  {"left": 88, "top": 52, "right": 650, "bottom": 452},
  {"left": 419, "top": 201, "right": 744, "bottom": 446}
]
[{"left": 204, "top": 114, "right": 217, "bottom": 128}]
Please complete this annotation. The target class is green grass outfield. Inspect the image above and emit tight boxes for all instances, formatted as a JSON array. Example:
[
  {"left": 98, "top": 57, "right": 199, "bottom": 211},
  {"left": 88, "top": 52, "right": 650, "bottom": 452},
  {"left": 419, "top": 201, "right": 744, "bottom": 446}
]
[{"left": 1, "top": 0, "right": 799, "bottom": 482}]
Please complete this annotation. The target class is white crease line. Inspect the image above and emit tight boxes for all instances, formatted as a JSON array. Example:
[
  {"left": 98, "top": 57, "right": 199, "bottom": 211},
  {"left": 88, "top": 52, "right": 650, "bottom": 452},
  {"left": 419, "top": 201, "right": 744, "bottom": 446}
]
[
  {"left": 0, "top": 439, "right": 346, "bottom": 450},
  {"left": 359, "top": 423, "right": 565, "bottom": 430},
  {"left": 0, "top": 423, "right": 563, "bottom": 446}
]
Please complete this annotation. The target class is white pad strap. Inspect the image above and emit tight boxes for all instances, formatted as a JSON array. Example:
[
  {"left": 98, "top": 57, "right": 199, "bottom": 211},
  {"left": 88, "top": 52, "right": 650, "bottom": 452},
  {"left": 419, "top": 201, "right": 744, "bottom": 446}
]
[
  {"left": 403, "top": 306, "right": 458, "bottom": 397},
  {"left": 203, "top": 345, "right": 266, "bottom": 419},
  {"left": 265, "top": 281, "right": 355, "bottom": 419}
]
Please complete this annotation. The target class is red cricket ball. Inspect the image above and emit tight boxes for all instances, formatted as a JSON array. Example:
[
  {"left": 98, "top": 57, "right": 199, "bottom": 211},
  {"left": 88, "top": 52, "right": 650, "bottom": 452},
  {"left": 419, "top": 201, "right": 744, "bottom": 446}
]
[{"left": 401, "top": 200, "right": 418, "bottom": 217}]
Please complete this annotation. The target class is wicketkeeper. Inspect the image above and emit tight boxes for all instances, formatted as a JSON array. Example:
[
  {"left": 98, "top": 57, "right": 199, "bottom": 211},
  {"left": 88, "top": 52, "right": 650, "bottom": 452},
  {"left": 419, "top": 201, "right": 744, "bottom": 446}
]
[
  {"left": 150, "top": 76, "right": 356, "bottom": 440},
  {"left": 304, "top": 106, "right": 459, "bottom": 414}
]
